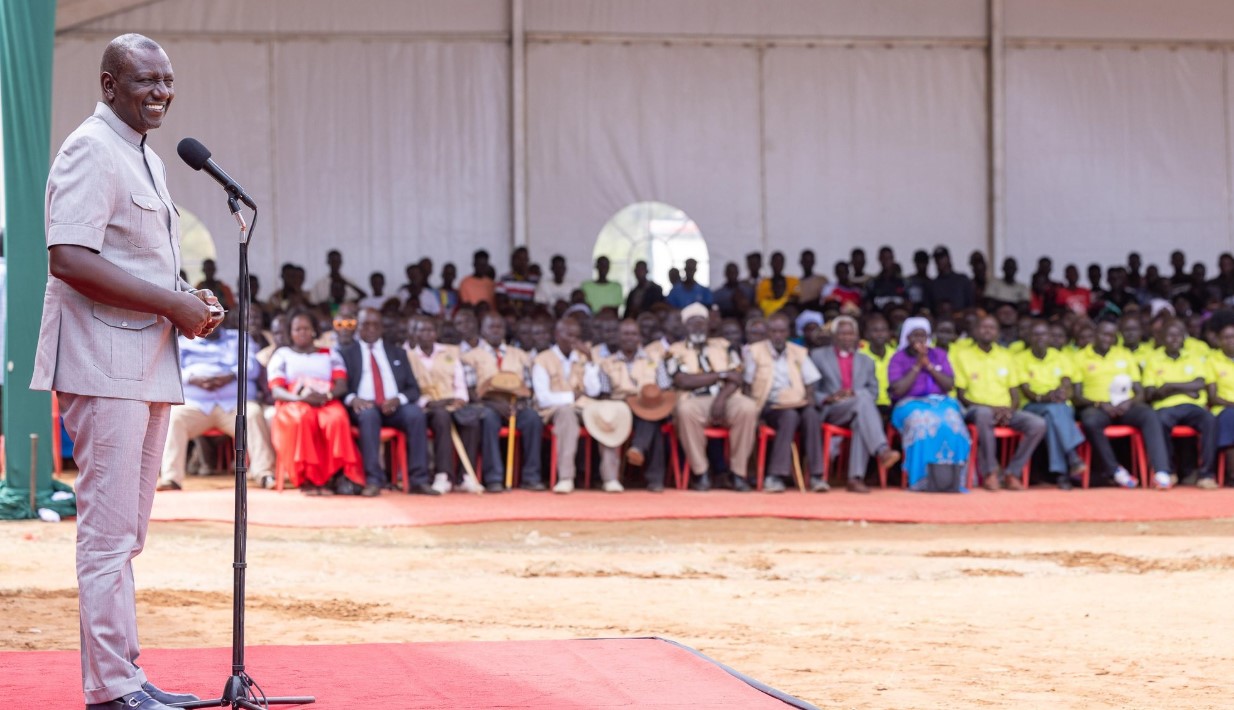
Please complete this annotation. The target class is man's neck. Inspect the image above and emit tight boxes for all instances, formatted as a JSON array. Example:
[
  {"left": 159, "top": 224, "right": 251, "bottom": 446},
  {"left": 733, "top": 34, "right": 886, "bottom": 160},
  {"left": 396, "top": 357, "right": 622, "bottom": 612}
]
[
  {"left": 465, "top": 336, "right": 480, "bottom": 347},
  {"left": 620, "top": 347, "right": 638, "bottom": 359},
  {"left": 417, "top": 343, "right": 435, "bottom": 356},
  {"left": 802, "top": 268, "right": 813, "bottom": 278},
  {"left": 869, "top": 343, "right": 886, "bottom": 356},
  {"left": 976, "top": 342, "right": 993, "bottom": 353}
]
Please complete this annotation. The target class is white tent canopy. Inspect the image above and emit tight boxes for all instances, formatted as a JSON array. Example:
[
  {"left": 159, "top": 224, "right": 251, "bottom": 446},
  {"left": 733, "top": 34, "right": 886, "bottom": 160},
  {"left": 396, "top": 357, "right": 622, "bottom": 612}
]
[{"left": 48, "top": 0, "right": 1234, "bottom": 291}]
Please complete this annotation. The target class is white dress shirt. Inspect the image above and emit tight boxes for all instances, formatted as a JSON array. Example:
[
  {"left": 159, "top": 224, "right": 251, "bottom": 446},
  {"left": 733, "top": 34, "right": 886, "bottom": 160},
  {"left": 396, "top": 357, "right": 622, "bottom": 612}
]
[
  {"left": 345, "top": 338, "right": 407, "bottom": 407},
  {"left": 533, "top": 345, "right": 601, "bottom": 408}
]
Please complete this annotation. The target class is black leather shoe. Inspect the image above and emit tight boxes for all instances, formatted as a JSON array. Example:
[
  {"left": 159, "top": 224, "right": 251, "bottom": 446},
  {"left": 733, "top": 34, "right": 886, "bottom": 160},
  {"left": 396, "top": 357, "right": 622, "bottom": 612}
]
[
  {"left": 86, "top": 690, "right": 176, "bottom": 709},
  {"left": 728, "top": 474, "right": 752, "bottom": 492},
  {"left": 142, "top": 682, "right": 200, "bottom": 705},
  {"left": 484, "top": 482, "right": 506, "bottom": 493},
  {"left": 408, "top": 483, "right": 443, "bottom": 496},
  {"left": 1057, "top": 474, "right": 1074, "bottom": 491},
  {"left": 361, "top": 484, "right": 382, "bottom": 497},
  {"left": 810, "top": 476, "right": 832, "bottom": 493},
  {"left": 646, "top": 482, "right": 665, "bottom": 493},
  {"left": 688, "top": 472, "right": 712, "bottom": 491},
  {"left": 763, "top": 476, "right": 787, "bottom": 493},
  {"left": 519, "top": 481, "right": 547, "bottom": 491}
]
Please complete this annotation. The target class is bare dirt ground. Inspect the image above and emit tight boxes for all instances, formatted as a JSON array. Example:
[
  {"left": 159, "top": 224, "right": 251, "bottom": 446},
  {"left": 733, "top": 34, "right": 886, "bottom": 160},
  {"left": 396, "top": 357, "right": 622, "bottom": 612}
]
[{"left": 4, "top": 488, "right": 1234, "bottom": 708}]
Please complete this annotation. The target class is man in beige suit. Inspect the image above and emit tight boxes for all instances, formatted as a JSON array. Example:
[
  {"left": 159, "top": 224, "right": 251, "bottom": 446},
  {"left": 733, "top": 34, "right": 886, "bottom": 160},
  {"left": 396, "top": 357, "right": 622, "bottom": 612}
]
[
  {"left": 31, "top": 35, "right": 219, "bottom": 709},
  {"left": 668, "top": 303, "right": 758, "bottom": 491},
  {"left": 744, "top": 312, "right": 825, "bottom": 492},
  {"left": 532, "top": 317, "right": 604, "bottom": 493}
]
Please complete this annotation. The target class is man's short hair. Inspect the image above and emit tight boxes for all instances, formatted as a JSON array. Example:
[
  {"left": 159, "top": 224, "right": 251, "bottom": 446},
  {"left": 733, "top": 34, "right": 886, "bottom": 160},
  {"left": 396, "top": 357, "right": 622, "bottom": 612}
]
[{"left": 100, "top": 33, "right": 161, "bottom": 76}]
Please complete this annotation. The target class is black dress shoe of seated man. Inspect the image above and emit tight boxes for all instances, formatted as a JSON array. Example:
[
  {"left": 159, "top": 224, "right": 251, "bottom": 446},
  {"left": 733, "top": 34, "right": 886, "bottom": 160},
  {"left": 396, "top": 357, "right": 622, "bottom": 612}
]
[
  {"left": 86, "top": 689, "right": 177, "bottom": 710},
  {"left": 408, "top": 483, "right": 443, "bottom": 496},
  {"left": 143, "top": 681, "right": 200, "bottom": 705}
]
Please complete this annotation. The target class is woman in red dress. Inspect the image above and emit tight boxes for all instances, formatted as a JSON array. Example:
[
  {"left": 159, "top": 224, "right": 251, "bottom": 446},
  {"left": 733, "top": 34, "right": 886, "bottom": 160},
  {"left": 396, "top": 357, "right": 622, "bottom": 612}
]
[{"left": 268, "top": 310, "right": 364, "bottom": 494}]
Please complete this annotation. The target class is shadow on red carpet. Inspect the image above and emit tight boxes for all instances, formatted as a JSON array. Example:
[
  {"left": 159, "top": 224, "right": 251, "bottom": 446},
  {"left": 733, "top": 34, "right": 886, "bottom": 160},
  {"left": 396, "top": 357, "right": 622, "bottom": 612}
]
[
  {"left": 1, "top": 638, "right": 817, "bottom": 709},
  {"left": 149, "top": 487, "right": 1234, "bottom": 528}
]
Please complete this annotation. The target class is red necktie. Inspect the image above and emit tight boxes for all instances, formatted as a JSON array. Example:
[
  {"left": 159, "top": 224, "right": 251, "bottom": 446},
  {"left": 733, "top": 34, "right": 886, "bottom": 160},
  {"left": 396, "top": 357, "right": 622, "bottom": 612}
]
[
  {"left": 496, "top": 347, "right": 504, "bottom": 371},
  {"left": 370, "top": 347, "right": 386, "bottom": 403}
]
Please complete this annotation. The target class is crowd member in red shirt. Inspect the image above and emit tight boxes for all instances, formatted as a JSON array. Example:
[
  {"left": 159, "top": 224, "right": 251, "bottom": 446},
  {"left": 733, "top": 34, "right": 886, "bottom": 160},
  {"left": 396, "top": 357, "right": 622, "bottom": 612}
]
[{"left": 1055, "top": 264, "right": 1092, "bottom": 315}]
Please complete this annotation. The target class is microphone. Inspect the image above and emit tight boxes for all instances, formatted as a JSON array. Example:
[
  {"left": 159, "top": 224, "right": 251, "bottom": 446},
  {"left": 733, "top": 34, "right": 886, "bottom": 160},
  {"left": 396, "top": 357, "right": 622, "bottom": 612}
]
[{"left": 177, "top": 137, "right": 256, "bottom": 209}]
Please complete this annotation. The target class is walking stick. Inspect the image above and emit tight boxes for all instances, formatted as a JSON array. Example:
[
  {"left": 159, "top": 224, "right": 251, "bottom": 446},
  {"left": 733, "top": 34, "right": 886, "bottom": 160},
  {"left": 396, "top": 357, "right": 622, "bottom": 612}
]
[
  {"left": 790, "top": 441, "right": 806, "bottom": 492},
  {"left": 449, "top": 423, "right": 481, "bottom": 493},
  {"left": 505, "top": 399, "right": 517, "bottom": 489}
]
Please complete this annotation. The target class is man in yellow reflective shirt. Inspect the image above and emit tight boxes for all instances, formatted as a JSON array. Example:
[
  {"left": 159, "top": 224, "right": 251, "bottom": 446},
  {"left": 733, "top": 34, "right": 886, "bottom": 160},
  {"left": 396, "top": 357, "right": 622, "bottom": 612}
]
[
  {"left": 952, "top": 315, "right": 1045, "bottom": 490},
  {"left": 1017, "top": 320, "right": 1087, "bottom": 489},
  {"left": 858, "top": 313, "right": 894, "bottom": 414},
  {"left": 1206, "top": 321, "right": 1234, "bottom": 486},
  {"left": 1144, "top": 320, "right": 1218, "bottom": 489},
  {"left": 1073, "top": 321, "right": 1172, "bottom": 489}
]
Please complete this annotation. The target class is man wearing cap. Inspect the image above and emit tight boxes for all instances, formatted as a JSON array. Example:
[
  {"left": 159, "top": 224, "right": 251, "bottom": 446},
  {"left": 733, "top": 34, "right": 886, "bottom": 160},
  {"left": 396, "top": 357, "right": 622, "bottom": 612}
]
[
  {"left": 532, "top": 317, "right": 606, "bottom": 493},
  {"left": 599, "top": 319, "right": 675, "bottom": 491},
  {"left": 812, "top": 315, "right": 901, "bottom": 493},
  {"left": 744, "top": 312, "right": 825, "bottom": 492},
  {"left": 668, "top": 303, "right": 758, "bottom": 491},
  {"left": 467, "top": 312, "right": 545, "bottom": 491}
]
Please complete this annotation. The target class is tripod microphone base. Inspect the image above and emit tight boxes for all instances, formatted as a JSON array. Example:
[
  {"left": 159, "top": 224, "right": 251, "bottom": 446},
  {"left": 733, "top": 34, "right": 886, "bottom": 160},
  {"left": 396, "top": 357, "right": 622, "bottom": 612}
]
[{"left": 173, "top": 674, "right": 315, "bottom": 708}]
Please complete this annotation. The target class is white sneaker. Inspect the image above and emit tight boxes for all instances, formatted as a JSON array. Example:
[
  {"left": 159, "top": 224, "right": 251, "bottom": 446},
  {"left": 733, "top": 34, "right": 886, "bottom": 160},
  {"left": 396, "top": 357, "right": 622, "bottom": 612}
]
[
  {"left": 1112, "top": 468, "right": 1138, "bottom": 489},
  {"left": 1153, "top": 471, "right": 1173, "bottom": 490},
  {"left": 552, "top": 479, "right": 575, "bottom": 494},
  {"left": 602, "top": 480, "right": 624, "bottom": 493},
  {"left": 431, "top": 472, "right": 453, "bottom": 495},
  {"left": 458, "top": 473, "right": 484, "bottom": 494}
]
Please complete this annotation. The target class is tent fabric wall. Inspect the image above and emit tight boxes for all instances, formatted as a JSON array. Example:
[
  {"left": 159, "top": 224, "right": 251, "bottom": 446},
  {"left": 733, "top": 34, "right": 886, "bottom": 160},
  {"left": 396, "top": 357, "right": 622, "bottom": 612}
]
[
  {"left": 526, "top": 42, "right": 762, "bottom": 284},
  {"left": 45, "top": 0, "right": 1234, "bottom": 293},
  {"left": 1004, "top": 47, "right": 1231, "bottom": 271},
  {"left": 763, "top": 46, "right": 988, "bottom": 269}
]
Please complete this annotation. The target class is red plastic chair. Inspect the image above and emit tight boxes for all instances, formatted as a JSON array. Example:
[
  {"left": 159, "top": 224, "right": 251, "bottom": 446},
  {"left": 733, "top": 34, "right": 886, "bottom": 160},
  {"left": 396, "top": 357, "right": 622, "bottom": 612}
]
[
  {"left": 200, "top": 427, "right": 235, "bottom": 472},
  {"left": 546, "top": 424, "right": 593, "bottom": 489},
  {"left": 346, "top": 426, "right": 409, "bottom": 491},
  {"left": 1080, "top": 425, "right": 1148, "bottom": 489},
  {"left": 967, "top": 425, "right": 1031, "bottom": 489},
  {"left": 1169, "top": 425, "right": 1225, "bottom": 488},
  {"left": 677, "top": 425, "right": 778, "bottom": 490},
  {"left": 821, "top": 423, "right": 889, "bottom": 487}
]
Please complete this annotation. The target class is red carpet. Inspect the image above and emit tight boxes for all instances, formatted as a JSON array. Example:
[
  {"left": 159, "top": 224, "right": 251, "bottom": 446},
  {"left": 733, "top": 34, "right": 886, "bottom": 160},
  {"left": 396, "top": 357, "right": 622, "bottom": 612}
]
[
  {"left": 149, "top": 487, "right": 1234, "bottom": 528},
  {"left": 0, "top": 638, "right": 815, "bottom": 709}
]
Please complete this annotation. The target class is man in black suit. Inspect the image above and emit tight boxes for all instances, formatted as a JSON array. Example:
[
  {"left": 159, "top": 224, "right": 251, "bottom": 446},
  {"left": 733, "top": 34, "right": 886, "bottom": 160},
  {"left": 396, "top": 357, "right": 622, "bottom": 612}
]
[{"left": 338, "top": 307, "right": 433, "bottom": 496}]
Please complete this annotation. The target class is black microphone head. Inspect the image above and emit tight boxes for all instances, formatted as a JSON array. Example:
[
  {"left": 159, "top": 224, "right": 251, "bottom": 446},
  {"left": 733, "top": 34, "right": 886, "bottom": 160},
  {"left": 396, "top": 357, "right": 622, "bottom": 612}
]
[{"left": 177, "top": 137, "right": 212, "bottom": 171}]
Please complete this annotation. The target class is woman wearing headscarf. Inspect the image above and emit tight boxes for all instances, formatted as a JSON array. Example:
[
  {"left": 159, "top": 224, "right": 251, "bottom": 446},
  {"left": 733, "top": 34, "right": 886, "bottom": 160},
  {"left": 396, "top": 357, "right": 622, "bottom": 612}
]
[{"left": 887, "top": 317, "right": 971, "bottom": 490}]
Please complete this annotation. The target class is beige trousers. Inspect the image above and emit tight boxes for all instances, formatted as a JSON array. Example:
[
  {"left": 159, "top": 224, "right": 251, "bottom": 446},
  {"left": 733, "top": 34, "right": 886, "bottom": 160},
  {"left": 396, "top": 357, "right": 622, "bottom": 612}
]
[
  {"left": 159, "top": 401, "right": 275, "bottom": 485},
  {"left": 673, "top": 393, "right": 759, "bottom": 477}
]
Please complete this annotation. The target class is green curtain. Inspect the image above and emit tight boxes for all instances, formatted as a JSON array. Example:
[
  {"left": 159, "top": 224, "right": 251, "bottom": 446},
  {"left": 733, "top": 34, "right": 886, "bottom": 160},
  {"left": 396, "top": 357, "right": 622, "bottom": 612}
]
[{"left": 0, "top": 0, "right": 68, "bottom": 519}]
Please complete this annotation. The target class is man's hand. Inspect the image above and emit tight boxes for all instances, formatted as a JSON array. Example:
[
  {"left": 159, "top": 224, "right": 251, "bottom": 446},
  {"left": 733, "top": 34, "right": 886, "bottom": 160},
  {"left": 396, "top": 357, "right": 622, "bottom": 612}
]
[
  {"left": 993, "top": 406, "right": 1013, "bottom": 426},
  {"left": 302, "top": 391, "right": 329, "bottom": 407},
  {"left": 380, "top": 397, "right": 400, "bottom": 415},
  {"left": 487, "top": 398, "right": 513, "bottom": 419},
  {"left": 166, "top": 291, "right": 213, "bottom": 339},
  {"left": 193, "top": 289, "right": 226, "bottom": 336},
  {"left": 351, "top": 397, "right": 376, "bottom": 413}
]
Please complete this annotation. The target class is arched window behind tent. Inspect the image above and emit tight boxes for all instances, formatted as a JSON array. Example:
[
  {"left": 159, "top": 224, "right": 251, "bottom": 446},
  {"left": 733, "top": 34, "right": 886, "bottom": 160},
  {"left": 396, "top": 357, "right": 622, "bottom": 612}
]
[
  {"left": 592, "top": 202, "right": 709, "bottom": 299},
  {"left": 177, "top": 208, "right": 217, "bottom": 285}
]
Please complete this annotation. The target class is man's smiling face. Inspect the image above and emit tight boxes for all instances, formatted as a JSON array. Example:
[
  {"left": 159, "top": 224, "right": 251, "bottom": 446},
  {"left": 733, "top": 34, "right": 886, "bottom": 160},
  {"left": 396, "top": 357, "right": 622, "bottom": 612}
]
[{"left": 104, "top": 46, "right": 174, "bottom": 134}]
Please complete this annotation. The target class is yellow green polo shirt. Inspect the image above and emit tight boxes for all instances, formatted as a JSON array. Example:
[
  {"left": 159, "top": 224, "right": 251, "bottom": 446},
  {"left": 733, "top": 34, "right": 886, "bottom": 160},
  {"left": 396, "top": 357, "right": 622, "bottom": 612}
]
[
  {"left": 951, "top": 344, "right": 1019, "bottom": 408},
  {"left": 1208, "top": 351, "right": 1234, "bottom": 414},
  {"left": 859, "top": 342, "right": 894, "bottom": 407},
  {"left": 1016, "top": 347, "right": 1073, "bottom": 398},
  {"left": 1073, "top": 345, "right": 1140, "bottom": 404},
  {"left": 1143, "top": 349, "right": 1209, "bottom": 409}
]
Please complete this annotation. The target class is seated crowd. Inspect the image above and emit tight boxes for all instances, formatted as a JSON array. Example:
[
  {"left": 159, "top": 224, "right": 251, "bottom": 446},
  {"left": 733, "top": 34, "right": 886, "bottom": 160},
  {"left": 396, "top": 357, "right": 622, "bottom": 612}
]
[{"left": 155, "top": 244, "right": 1234, "bottom": 496}]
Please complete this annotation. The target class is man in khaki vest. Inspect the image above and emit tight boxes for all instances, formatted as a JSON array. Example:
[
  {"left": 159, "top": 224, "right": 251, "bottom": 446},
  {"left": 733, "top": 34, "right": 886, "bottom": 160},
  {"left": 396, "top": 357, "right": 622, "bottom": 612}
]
[
  {"left": 744, "top": 312, "right": 825, "bottom": 492},
  {"left": 465, "top": 312, "right": 545, "bottom": 491},
  {"left": 669, "top": 303, "right": 759, "bottom": 491},
  {"left": 407, "top": 315, "right": 482, "bottom": 493},
  {"left": 599, "top": 319, "right": 675, "bottom": 490},
  {"left": 532, "top": 317, "right": 607, "bottom": 493}
]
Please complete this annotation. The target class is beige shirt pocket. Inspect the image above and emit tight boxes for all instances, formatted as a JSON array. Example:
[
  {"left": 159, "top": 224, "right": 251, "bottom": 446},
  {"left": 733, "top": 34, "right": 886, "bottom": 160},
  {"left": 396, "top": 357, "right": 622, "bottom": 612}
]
[
  {"left": 92, "top": 304, "right": 158, "bottom": 380},
  {"left": 127, "top": 192, "right": 166, "bottom": 249}
]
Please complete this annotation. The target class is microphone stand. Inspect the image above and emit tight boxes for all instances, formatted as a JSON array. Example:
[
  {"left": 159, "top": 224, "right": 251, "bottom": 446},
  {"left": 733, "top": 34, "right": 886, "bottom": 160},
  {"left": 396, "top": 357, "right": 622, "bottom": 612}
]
[{"left": 178, "top": 192, "right": 314, "bottom": 709}]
